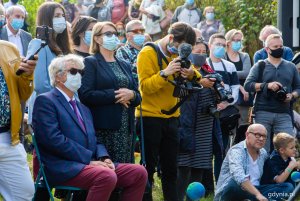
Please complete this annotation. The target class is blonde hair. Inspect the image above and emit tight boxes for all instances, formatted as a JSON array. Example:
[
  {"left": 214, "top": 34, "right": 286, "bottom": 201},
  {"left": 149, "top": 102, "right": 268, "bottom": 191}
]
[
  {"left": 273, "top": 133, "right": 295, "bottom": 151},
  {"left": 203, "top": 6, "right": 215, "bottom": 16},
  {"left": 90, "top": 21, "right": 117, "bottom": 54},
  {"left": 225, "top": 29, "right": 244, "bottom": 42},
  {"left": 259, "top": 25, "right": 281, "bottom": 42},
  {"left": 265, "top": 34, "right": 283, "bottom": 48}
]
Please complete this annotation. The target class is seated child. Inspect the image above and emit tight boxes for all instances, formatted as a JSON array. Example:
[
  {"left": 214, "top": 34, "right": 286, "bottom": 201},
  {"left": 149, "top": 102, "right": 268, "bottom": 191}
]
[{"left": 261, "top": 133, "right": 300, "bottom": 185}]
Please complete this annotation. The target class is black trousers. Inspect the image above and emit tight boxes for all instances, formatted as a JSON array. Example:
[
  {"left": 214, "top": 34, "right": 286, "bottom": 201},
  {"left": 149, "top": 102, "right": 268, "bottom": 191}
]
[{"left": 137, "top": 117, "right": 179, "bottom": 201}]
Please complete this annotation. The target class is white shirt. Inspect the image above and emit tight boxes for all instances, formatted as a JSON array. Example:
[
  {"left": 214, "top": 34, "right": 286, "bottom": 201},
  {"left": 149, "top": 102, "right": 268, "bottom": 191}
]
[
  {"left": 56, "top": 87, "right": 83, "bottom": 120},
  {"left": 247, "top": 151, "right": 261, "bottom": 186},
  {"left": 6, "top": 26, "right": 24, "bottom": 57}
]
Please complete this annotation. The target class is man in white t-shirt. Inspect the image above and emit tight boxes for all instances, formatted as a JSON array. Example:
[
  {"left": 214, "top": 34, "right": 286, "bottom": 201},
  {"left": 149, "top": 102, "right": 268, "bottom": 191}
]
[{"left": 214, "top": 124, "right": 294, "bottom": 201}]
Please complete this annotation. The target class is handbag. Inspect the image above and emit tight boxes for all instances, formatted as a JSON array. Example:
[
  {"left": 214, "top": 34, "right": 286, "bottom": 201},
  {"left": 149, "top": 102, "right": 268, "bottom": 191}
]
[{"left": 219, "top": 105, "right": 240, "bottom": 132}]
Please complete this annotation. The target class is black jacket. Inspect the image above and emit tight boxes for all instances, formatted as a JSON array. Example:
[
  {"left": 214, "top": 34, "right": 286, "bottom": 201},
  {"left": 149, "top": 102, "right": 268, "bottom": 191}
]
[{"left": 79, "top": 53, "right": 141, "bottom": 132}]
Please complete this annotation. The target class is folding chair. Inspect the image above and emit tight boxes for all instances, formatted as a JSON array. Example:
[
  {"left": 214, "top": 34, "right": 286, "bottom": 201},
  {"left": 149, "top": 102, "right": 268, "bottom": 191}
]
[{"left": 32, "top": 133, "right": 83, "bottom": 201}]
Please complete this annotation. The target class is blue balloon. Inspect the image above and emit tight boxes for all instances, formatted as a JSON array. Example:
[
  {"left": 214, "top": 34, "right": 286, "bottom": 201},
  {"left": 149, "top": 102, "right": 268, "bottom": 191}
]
[
  {"left": 291, "top": 171, "right": 300, "bottom": 182},
  {"left": 186, "top": 182, "right": 205, "bottom": 201}
]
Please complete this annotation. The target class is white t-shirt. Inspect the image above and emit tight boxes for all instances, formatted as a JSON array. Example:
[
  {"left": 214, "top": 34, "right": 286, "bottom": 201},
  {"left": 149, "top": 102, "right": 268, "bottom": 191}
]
[{"left": 247, "top": 151, "right": 261, "bottom": 186}]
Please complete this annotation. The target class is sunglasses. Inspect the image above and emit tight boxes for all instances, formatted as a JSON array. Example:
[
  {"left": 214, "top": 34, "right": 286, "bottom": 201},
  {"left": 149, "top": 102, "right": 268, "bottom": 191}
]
[
  {"left": 99, "top": 31, "right": 118, "bottom": 37},
  {"left": 127, "top": 29, "right": 145, "bottom": 34},
  {"left": 69, "top": 68, "right": 84, "bottom": 76}
]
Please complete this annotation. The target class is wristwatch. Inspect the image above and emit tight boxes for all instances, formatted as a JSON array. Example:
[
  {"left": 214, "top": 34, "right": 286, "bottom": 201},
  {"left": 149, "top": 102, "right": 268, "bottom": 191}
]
[
  {"left": 159, "top": 70, "right": 168, "bottom": 79},
  {"left": 260, "top": 83, "right": 266, "bottom": 91}
]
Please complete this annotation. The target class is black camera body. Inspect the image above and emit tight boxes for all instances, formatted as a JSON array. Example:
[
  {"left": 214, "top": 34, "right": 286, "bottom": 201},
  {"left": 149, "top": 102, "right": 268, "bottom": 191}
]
[
  {"left": 176, "top": 58, "right": 191, "bottom": 69},
  {"left": 36, "top": 25, "right": 52, "bottom": 42},
  {"left": 205, "top": 73, "right": 234, "bottom": 103},
  {"left": 275, "top": 86, "right": 287, "bottom": 102}
]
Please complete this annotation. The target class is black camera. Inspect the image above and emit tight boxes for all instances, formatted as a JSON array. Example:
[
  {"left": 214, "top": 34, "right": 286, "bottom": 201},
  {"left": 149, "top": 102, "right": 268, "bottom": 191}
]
[
  {"left": 275, "top": 86, "right": 287, "bottom": 102},
  {"left": 36, "top": 25, "right": 52, "bottom": 42},
  {"left": 205, "top": 73, "right": 234, "bottom": 103},
  {"left": 208, "top": 104, "right": 220, "bottom": 118},
  {"left": 176, "top": 58, "right": 191, "bottom": 69}
]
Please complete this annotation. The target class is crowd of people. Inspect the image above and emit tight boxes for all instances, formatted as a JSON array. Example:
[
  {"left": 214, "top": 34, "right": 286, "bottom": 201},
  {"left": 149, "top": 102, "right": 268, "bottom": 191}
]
[{"left": 0, "top": 0, "right": 300, "bottom": 201}]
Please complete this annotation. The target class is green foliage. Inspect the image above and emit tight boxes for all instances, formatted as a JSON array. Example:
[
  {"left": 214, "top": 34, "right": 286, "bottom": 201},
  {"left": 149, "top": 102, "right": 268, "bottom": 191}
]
[{"left": 164, "top": 0, "right": 278, "bottom": 58}]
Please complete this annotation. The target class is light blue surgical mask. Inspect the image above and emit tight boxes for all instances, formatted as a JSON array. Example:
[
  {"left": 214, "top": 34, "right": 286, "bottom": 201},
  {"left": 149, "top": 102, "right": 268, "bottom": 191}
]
[
  {"left": 10, "top": 18, "right": 24, "bottom": 31},
  {"left": 84, "top": 30, "right": 92, "bottom": 45},
  {"left": 133, "top": 34, "right": 145, "bottom": 46},
  {"left": 213, "top": 46, "right": 225, "bottom": 58},
  {"left": 231, "top": 41, "right": 242, "bottom": 52},
  {"left": 186, "top": 0, "right": 194, "bottom": 6},
  {"left": 206, "top": 12, "right": 215, "bottom": 21},
  {"left": 102, "top": 34, "right": 120, "bottom": 51},
  {"left": 167, "top": 43, "right": 178, "bottom": 55},
  {"left": 53, "top": 17, "right": 67, "bottom": 34}
]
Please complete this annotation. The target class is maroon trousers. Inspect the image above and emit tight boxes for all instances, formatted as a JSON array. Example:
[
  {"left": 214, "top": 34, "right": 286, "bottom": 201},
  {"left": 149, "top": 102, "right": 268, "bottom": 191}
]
[{"left": 62, "top": 164, "right": 147, "bottom": 201}]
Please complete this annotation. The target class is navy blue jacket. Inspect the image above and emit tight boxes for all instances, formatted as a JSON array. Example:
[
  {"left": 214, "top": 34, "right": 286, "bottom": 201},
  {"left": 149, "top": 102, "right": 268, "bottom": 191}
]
[
  {"left": 79, "top": 53, "right": 141, "bottom": 132},
  {"left": 32, "top": 88, "right": 109, "bottom": 185}
]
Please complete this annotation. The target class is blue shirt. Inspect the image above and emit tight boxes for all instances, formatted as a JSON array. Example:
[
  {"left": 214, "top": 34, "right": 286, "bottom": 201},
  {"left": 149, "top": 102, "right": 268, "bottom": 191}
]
[
  {"left": 0, "top": 67, "right": 11, "bottom": 127},
  {"left": 260, "top": 150, "right": 293, "bottom": 185},
  {"left": 253, "top": 46, "right": 294, "bottom": 64},
  {"left": 214, "top": 140, "right": 268, "bottom": 201}
]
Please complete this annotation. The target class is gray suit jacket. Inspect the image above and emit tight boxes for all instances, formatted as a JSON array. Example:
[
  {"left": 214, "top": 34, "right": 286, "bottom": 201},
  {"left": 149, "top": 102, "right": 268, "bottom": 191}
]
[{"left": 0, "top": 26, "right": 32, "bottom": 56}]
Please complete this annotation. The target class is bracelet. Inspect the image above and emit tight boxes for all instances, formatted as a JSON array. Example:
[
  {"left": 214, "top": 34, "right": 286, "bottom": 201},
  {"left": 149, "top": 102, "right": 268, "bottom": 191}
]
[
  {"left": 131, "top": 91, "right": 136, "bottom": 101},
  {"left": 286, "top": 167, "right": 292, "bottom": 173}
]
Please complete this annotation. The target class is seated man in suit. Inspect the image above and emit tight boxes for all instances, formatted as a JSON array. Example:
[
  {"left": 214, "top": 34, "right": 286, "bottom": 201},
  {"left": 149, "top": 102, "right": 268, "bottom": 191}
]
[
  {"left": 32, "top": 54, "right": 147, "bottom": 201},
  {"left": 1, "top": 5, "right": 31, "bottom": 57}
]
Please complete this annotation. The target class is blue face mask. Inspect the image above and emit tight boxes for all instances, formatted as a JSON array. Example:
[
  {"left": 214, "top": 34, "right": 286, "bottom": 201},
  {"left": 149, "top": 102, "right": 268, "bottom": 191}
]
[
  {"left": 133, "top": 34, "right": 145, "bottom": 46},
  {"left": 231, "top": 41, "right": 241, "bottom": 52},
  {"left": 167, "top": 43, "right": 178, "bottom": 55},
  {"left": 53, "top": 17, "right": 67, "bottom": 34},
  {"left": 213, "top": 46, "right": 225, "bottom": 58},
  {"left": 186, "top": 0, "right": 194, "bottom": 6},
  {"left": 0, "top": 18, "right": 5, "bottom": 29},
  {"left": 102, "top": 34, "right": 120, "bottom": 51},
  {"left": 206, "top": 12, "right": 215, "bottom": 21},
  {"left": 84, "top": 31, "right": 92, "bottom": 45},
  {"left": 10, "top": 18, "right": 24, "bottom": 31}
]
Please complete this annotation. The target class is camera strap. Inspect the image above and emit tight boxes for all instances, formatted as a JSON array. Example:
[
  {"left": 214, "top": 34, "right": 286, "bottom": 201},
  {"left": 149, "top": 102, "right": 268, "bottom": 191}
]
[
  {"left": 208, "top": 58, "right": 232, "bottom": 93},
  {"left": 143, "top": 42, "right": 169, "bottom": 70}
]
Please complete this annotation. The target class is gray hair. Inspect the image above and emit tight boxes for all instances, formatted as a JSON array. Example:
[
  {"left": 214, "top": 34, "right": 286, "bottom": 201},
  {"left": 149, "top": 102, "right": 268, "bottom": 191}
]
[
  {"left": 259, "top": 25, "right": 281, "bottom": 42},
  {"left": 6, "top": 5, "right": 25, "bottom": 17},
  {"left": 49, "top": 54, "right": 84, "bottom": 87},
  {"left": 125, "top": 20, "right": 144, "bottom": 33}
]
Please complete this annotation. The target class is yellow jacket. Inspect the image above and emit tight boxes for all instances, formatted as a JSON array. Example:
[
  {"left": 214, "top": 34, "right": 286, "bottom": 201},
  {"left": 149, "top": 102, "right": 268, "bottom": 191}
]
[
  {"left": 136, "top": 44, "right": 201, "bottom": 118},
  {"left": 0, "top": 41, "right": 33, "bottom": 145}
]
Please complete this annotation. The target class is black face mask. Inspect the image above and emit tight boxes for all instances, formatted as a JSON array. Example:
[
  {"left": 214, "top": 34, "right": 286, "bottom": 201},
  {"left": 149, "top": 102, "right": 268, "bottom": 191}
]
[
  {"left": 269, "top": 47, "right": 283, "bottom": 58},
  {"left": 189, "top": 53, "right": 207, "bottom": 67}
]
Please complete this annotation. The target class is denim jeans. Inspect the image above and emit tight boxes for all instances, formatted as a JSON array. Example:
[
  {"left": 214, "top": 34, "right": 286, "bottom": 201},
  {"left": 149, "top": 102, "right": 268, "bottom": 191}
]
[
  {"left": 255, "top": 111, "right": 294, "bottom": 152},
  {"left": 220, "top": 179, "right": 294, "bottom": 201}
]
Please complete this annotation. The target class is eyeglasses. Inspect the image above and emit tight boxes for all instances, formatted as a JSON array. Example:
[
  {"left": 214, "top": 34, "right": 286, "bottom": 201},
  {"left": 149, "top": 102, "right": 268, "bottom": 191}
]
[
  {"left": 68, "top": 68, "right": 84, "bottom": 76},
  {"left": 214, "top": 43, "right": 226, "bottom": 47},
  {"left": 249, "top": 132, "right": 267, "bottom": 140},
  {"left": 127, "top": 29, "right": 145, "bottom": 34},
  {"left": 99, "top": 31, "right": 118, "bottom": 37}
]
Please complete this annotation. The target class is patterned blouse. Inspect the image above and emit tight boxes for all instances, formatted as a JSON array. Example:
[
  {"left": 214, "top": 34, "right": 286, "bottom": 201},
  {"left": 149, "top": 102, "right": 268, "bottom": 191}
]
[
  {"left": 214, "top": 140, "right": 268, "bottom": 201},
  {"left": 116, "top": 43, "right": 140, "bottom": 84},
  {"left": 0, "top": 67, "right": 11, "bottom": 127}
]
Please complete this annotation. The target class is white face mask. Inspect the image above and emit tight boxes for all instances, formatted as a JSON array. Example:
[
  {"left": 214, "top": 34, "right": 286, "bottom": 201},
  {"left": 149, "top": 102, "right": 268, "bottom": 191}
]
[
  {"left": 53, "top": 17, "right": 67, "bottom": 34},
  {"left": 64, "top": 72, "right": 82, "bottom": 92}
]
